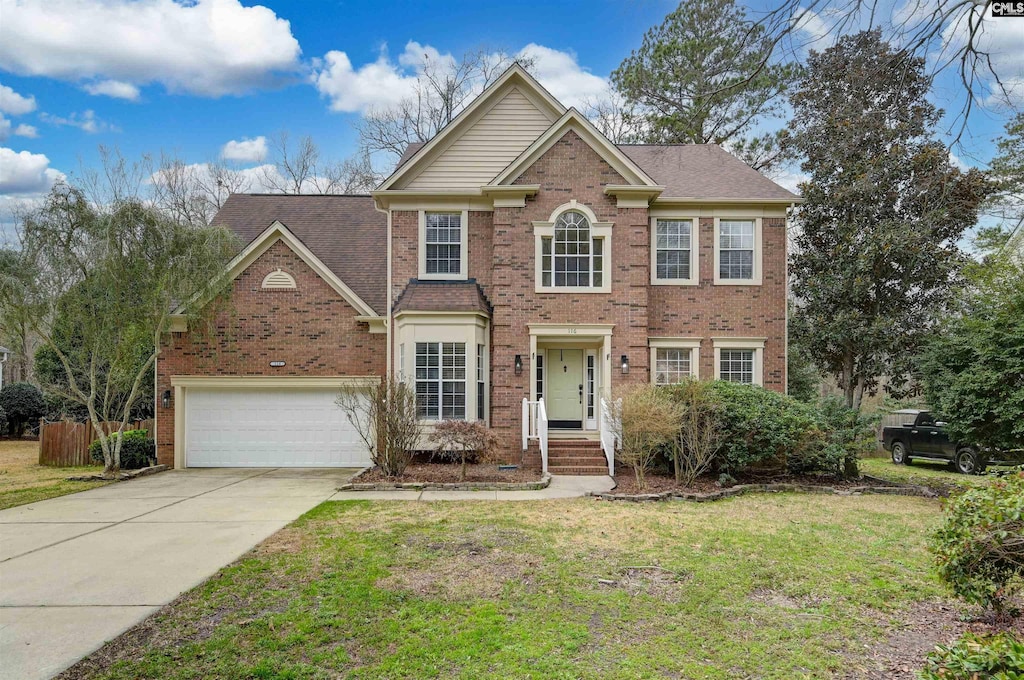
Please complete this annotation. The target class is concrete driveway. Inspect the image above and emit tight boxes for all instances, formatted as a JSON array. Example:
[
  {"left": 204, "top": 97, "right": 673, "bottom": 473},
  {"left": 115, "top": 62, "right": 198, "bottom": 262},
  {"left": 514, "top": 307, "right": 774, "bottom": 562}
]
[{"left": 0, "top": 467, "right": 360, "bottom": 680}]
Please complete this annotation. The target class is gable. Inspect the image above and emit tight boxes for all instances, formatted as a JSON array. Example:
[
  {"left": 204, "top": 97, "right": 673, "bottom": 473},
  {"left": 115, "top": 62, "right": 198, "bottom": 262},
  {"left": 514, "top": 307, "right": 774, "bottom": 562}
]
[{"left": 379, "top": 64, "right": 564, "bottom": 192}]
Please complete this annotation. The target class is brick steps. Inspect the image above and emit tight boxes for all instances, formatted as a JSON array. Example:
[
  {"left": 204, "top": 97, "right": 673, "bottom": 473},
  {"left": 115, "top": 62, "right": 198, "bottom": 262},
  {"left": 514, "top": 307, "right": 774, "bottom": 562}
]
[{"left": 525, "top": 438, "right": 609, "bottom": 475}]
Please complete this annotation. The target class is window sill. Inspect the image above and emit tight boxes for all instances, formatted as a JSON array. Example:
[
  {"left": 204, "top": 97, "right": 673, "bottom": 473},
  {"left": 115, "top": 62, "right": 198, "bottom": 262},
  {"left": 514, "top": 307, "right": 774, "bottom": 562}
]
[
  {"left": 651, "top": 278, "right": 699, "bottom": 286},
  {"left": 535, "top": 285, "right": 612, "bottom": 294},
  {"left": 713, "top": 278, "right": 763, "bottom": 286},
  {"left": 418, "top": 273, "right": 468, "bottom": 281}
]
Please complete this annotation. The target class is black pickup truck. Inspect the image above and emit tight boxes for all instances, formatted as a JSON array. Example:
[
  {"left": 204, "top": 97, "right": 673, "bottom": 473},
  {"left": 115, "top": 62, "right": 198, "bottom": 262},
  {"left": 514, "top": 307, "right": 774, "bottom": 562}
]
[{"left": 880, "top": 409, "right": 1022, "bottom": 474}]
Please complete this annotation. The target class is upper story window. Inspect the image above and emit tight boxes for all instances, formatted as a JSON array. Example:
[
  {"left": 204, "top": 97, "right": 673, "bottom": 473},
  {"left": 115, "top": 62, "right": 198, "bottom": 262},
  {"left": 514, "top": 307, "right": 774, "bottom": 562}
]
[
  {"left": 534, "top": 202, "right": 612, "bottom": 293},
  {"left": 715, "top": 218, "right": 761, "bottom": 285},
  {"left": 651, "top": 218, "right": 698, "bottom": 285},
  {"left": 419, "top": 210, "right": 468, "bottom": 280},
  {"left": 542, "top": 211, "right": 604, "bottom": 288}
]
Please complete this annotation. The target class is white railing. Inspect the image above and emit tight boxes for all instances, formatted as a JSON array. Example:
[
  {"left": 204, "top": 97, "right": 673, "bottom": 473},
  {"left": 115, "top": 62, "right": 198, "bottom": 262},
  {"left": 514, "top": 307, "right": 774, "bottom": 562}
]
[
  {"left": 599, "top": 396, "right": 619, "bottom": 477},
  {"left": 522, "top": 397, "right": 549, "bottom": 475}
]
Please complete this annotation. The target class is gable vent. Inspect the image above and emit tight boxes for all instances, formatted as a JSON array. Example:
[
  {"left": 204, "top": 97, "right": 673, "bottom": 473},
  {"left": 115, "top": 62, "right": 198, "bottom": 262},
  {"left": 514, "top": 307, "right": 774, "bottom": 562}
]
[{"left": 261, "top": 269, "right": 296, "bottom": 289}]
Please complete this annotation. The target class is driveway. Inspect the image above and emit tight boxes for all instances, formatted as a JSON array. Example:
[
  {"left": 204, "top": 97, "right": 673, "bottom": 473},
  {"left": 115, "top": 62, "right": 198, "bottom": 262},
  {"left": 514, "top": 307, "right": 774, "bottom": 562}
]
[{"left": 0, "top": 467, "right": 360, "bottom": 680}]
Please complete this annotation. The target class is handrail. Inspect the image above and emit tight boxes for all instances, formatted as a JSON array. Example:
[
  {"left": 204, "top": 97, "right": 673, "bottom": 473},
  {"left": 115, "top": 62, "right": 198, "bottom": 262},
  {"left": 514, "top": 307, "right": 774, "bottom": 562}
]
[
  {"left": 522, "top": 397, "right": 548, "bottom": 475},
  {"left": 537, "top": 398, "right": 548, "bottom": 476},
  {"left": 599, "top": 396, "right": 618, "bottom": 476}
]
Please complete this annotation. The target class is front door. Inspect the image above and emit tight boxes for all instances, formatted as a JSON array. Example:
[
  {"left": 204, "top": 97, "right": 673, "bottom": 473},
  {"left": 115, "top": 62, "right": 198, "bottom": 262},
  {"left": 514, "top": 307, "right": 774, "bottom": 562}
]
[{"left": 546, "top": 349, "right": 583, "bottom": 428}]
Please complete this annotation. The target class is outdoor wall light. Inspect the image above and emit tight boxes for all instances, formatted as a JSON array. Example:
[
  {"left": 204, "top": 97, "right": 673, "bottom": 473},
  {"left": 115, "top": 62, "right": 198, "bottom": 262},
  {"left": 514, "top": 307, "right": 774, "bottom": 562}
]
[
  {"left": 514, "top": 354, "right": 523, "bottom": 376},
  {"left": 621, "top": 355, "right": 629, "bottom": 374},
  {"left": 161, "top": 390, "right": 171, "bottom": 409}
]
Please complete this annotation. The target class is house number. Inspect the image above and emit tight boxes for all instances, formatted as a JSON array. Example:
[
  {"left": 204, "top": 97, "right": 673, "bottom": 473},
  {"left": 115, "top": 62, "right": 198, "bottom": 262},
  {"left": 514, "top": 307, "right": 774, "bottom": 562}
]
[{"left": 567, "top": 328, "right": 577, "bottom": 334}]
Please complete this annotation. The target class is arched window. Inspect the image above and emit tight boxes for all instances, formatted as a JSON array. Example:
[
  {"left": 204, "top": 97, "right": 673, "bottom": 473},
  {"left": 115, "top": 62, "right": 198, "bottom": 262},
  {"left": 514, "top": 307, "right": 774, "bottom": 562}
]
[{"left": 541, "top": 210, "right": 604, "bottom": 288}]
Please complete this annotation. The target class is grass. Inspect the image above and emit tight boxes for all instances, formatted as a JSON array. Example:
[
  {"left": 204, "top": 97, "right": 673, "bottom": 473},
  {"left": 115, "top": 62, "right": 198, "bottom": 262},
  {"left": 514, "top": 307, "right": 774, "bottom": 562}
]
[
  {"left": 859, "top": 455, "right": 1014, "bottom": 491},
  {"left": 68, "top": 494, "right": 954, "bottom": 679},
  {"left": 0, "top": 438, "right": 109, "bottom": 510}
]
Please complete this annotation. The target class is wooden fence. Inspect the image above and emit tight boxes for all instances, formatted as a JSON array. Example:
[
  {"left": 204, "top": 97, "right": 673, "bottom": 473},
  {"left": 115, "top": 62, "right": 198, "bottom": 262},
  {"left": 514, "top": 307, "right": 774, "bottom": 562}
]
[{"left": 38, "top": 419, "right": 154, "bottom": 467}]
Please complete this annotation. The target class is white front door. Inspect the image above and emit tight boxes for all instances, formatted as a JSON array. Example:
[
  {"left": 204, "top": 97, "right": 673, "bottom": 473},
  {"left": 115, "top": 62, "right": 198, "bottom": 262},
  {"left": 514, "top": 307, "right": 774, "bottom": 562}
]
[
  {"left": 184, "top": 387, "right": 372, "bottom": 467},
  {"left": 546, "top": 349, "right": 584, "bottom": 427}
]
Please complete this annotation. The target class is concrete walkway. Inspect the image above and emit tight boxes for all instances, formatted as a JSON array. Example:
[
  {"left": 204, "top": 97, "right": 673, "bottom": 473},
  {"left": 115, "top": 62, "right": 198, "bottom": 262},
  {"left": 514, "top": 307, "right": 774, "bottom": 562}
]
[
  {"left": 0, "top": 467, "right": 358, "bottom": 680},
  {"left": 0, "top": 469, "right": 611, "bottom": 679}
]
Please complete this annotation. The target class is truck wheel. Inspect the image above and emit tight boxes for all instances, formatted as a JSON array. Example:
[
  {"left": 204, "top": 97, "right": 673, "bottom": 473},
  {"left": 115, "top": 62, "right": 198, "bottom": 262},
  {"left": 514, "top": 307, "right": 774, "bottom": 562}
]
[
  {"left": 955, "top": 448, "right": 984, "bottom": 475},
  {"left": 891, "top": 442, "right": 909, "bottom": 465}
]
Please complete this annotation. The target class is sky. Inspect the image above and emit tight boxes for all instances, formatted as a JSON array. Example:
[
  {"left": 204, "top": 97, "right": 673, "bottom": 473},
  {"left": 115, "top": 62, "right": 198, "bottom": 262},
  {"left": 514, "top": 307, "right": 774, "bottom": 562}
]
[{"left": 0, "top": 0, "right": 1021, "bottom": 234}]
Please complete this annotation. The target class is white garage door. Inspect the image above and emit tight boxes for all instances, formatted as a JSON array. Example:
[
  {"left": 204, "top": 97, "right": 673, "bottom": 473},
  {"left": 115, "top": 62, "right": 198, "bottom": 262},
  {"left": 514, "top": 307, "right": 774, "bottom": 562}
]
[{"left": 185, "top": 388, "right": 371, "bottom": 467}]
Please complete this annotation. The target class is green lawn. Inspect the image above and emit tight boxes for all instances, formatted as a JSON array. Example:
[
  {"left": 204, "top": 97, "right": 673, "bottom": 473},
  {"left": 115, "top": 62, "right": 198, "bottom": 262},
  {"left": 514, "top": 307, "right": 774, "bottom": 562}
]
[
  {"left": 67, "top": 494, "right": 957, "bottom": 679},
  {"left": 859, "top": 455, "right": 1013, "bottom": 491},
  {"left": 0, "top": 439, "right": 109, "bottom": 510}
]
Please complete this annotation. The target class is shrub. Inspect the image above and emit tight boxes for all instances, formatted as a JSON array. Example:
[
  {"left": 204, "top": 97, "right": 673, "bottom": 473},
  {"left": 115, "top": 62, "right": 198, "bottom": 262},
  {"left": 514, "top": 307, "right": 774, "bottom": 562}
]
[
  {"left": 787, "top": 397, "right": 874, "bottom": 478},
  {"left": 0, "top": 382, "right": 45, "bottom": 438},
  {"left": 611, "top": 384, "right": 683, "bottom": 490},
  {"left": 337, "top": 377, "right": 419, "bottom": 477},
  {"left": 703, "top": 381, "right": 819, "bottom": 474},
  {"left": 0, "top": 406, "right": 6, "bottom": 435},
  {"left": 930, "top": 473, "right": 1024, "bottom": 614},
  {"left": 661, "top": 379, "right": 722, "bottom": 486},
  {"left": 88, "top": 429, "right": 155, "bottom": 469},
  {"left": 919, "top": 632, "right": 1024, "bottom": 679},
  {"left": 429, "top": 420, "right": 500, "bottom": 481}
]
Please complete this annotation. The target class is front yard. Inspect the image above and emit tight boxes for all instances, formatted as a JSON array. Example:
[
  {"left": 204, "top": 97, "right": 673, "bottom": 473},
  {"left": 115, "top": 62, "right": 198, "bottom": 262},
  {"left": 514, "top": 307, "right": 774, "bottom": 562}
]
[
  {"left": 859, "top": 455, "right": 1013, "bottom": 491},
  {"left": 64, "top": 493, "right": 976, "bottom": 679},
  {"left": 0, "top": 438, "right": 109, "bottom": 510}
]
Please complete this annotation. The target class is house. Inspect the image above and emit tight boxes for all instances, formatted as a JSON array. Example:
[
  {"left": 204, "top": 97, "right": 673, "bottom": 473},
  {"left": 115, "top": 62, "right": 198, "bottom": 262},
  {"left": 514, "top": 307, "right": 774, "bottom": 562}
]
[{"left": 156, "top": 65, "right": 798, "bottom": 474}]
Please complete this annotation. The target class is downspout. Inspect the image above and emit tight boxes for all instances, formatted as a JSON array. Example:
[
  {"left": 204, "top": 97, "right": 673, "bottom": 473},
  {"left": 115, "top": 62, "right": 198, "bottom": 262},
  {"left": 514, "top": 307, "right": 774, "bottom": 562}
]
[
  {"left": 784, "top": 202, "right": 795, "bottom": 394},
  {"left": 374, "top": 199, "right": 393, "bottom": 378}
]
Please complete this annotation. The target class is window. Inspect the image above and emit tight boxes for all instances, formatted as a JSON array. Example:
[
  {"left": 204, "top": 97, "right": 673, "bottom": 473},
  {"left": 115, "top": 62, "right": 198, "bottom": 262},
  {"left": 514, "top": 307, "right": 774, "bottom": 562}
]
[
  {"left": 424, "top": 212, "right": 462, "bottom": 276},
  {"left": 717, "top": 219, "right": 757, "bottom": 282},
  {"left": 719, "top": 349, "right": 755, "bottom": 384},
  {"left": 654, "top": 348, "right": 694, "bottom": 385},
  {"left": 535, "top": 354, "right": 544, "bottom": 400},
  {"left": 476, "top": 344, "right": 486, "bottom": 421},
  {"left": 540, "top": 210, "right": 605, "bottom": 289},
  {"left": 654, "top": 219, "right": 694, "bottom": 282},
  {"left": 415, "top": 342, "right": 466, "bottom": 420}
]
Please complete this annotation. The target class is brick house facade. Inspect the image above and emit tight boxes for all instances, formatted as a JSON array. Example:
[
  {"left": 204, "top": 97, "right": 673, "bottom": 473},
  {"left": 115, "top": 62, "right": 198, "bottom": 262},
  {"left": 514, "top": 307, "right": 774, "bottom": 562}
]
[{"left": 156, "top": 65, "right": 797, "bottom": 471}]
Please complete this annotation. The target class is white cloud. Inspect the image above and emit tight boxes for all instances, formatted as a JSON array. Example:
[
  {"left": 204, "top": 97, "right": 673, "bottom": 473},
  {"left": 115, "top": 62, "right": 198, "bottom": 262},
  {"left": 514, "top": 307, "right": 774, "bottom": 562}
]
[
  {"left": 312, "top": 48, "right": 417, "bottom": 113},
  {"left": 221, "top": 136, "right": 268, "bottom": 162},
  {"left": 84, "top": 79, "right": 141, "bottom": 101},
  {"left": 516, "top": 44, "right": 608, "bottom": 109},
  {"left": 13, "top": 124, "right": 38, "bottom": 138},
  {"left": 313, "top": 41, "right": 611, "bottom": 114},
  {"left": 791, "top": 7, "right": 831, "bottom": 45},
  {"left": 39, "top": 110, "right": 117, "bottom": 134},
  {"left": 0, "top": 82, "right": 37, "bottom": 115},
  {"left": 0, "top": 147, "right": 64, "bottom": 195},
  {"left": 0, "top": 0, "right": 301, "bottom": 97}
]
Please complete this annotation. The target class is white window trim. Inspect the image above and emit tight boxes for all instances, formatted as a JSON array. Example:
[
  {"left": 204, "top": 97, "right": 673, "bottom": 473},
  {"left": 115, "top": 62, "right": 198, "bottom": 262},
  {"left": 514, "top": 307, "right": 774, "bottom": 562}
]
[
  {"left": 418, "top": 209, "right": 469, "bottom": 281},
  {"left": 650, "top": 217, "right": 699, "bottom": 286},
  {"left": 648, "top": 337, "right": 701, "bottom": 383},
  {"left": 533, "top": 200, "right": 612, "bottom": 294},
  {"left": 712, "top": 337, "right": 766, "bottom": 386},
  {"left": 713, "top": 217, "right": 762, "bottom": 286}
]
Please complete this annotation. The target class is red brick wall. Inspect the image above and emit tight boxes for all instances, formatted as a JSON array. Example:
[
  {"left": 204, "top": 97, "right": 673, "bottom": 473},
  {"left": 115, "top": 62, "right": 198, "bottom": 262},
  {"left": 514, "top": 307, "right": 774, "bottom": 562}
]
[
  {"left": 155, "top": 240, "right": 385, "bottom": 465},
  {"left": 486, "top": 130, "right": 652, "bottom": 458},
  {"left": 648, "top": 216, "right": 788, "bottom": 390}
]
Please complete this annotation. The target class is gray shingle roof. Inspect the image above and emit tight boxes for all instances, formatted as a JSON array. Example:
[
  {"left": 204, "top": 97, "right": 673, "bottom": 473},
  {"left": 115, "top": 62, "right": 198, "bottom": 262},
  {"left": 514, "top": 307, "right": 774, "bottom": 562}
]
[
  {"left": 211, "top": 194, "right": 387, "bottom": 314},
  {"left": 393, "top": 280, "right": 491, "bottom": 316},
  {"left": 618, "top": 145, "right": 798, "bottom": 201}
]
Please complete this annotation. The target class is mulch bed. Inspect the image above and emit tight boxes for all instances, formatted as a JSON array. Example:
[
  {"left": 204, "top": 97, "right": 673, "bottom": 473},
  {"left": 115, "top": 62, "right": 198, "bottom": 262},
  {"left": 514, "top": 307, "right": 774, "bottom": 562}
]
[
  {"left": 610, "top": 469, "right": 901, "bottom": 497},
  {"left": 353, "top": 463, "right": 542, "bottom": 485}
]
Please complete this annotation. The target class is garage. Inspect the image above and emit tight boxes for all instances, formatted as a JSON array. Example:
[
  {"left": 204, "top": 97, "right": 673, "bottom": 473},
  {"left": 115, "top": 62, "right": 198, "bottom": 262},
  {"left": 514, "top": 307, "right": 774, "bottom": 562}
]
[{"left": 183, "top": 386, "right": 372, "bottom": 467}]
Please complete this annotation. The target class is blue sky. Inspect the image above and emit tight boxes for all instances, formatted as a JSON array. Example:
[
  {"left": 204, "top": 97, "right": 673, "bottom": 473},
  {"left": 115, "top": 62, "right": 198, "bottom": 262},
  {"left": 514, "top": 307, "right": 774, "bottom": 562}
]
[{"left": 0, "top": 0, "right": 1020, "bottom": 226}]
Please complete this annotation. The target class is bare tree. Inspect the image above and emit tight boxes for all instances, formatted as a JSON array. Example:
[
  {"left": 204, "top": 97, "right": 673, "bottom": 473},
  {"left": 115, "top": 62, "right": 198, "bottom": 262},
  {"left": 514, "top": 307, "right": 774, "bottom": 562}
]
[
  {"left": 151, "top": 155, "right": 247, "bottom": 228},
  {"left": 358, "top": 48, "right": 529, "bottom": 161},
  {"left": 260, "top": 131, "right": 382, "bottom": 194},
  {"left": 579, "top": 90, "right": 645, "bottom": 144},
  {"left": 667, "top": 380, "right": 722, "bottom": 486},
  {"left": 337, "top": 376, "right": 419, "bottom": 476}
]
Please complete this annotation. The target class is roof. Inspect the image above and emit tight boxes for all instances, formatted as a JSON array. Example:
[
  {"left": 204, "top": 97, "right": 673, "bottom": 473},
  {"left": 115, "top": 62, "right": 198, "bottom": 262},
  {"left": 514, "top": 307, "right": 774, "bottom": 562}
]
[
  {"left": 393, "top": 142, "right": 797, "bottom": 201},
  {"left": 211, "top": 194, "right": 387, "bottom": 313},
  {"left": 618, "top": 145, "right": 798, "bottom": 201},
  {"left": 393, "top": 280, "right": 492, "bottom": 316}
]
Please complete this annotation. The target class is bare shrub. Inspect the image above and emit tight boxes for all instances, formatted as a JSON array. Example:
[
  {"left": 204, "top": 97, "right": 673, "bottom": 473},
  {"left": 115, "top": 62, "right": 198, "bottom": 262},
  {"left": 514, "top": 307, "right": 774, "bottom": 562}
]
[
  {"left": 429, "top": 420, "right": 500, "bottom": 481},
  {"left": 611, "top": 385, "right": 683, "bottom": 490},
  {"left": 665, "top": 380, "right": 722, "bottom": 486},
  {"left": 337, "top": 377, "right": 418, "bottom": 476}
]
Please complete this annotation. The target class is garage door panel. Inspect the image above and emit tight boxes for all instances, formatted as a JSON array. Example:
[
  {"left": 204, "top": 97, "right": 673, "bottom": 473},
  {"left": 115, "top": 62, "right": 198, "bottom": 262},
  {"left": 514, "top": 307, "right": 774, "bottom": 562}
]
[{"left": 185, "top": 388, "right": 372, "bottom": 467}]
